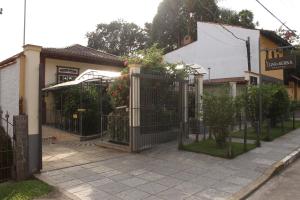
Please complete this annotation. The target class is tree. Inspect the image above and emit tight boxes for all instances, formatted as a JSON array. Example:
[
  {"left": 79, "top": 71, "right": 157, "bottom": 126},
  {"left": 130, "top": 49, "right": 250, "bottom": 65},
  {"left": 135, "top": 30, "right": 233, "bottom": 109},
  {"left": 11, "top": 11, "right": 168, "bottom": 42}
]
[
  {"left": 202, "top": 87, "right": 236, "bottom": 148},
  {"left": 238, "top": 10, "right": 256, "bottom": 29},
  {"left": 150, "top": 0, "right": 257, "bottom": 53},
  {"left": 277, "top": 26, "right": 300, "bottom": 44},
  {"left": 151, "top": 0, "right": 218, "bottom": 52},
  {"left": 218, "top": 8, "right": 240, "bottom": 26},
  {"left": 218, "top": 9, "right": 256, "bottom": 29},
  {"left": 86, "top": 20, "right": 149, "bottom": 56}
]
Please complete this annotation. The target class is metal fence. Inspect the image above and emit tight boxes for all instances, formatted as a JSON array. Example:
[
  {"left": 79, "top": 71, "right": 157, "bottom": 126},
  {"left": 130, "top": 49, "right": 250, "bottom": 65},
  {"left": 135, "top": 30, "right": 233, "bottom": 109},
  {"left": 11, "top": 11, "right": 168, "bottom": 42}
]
[
  {"left": 105, "top": 114, "right": 129, "bottom": 145},
  {"left": 131, "top": 70, "right": 185, "bottom": 151},
  {"left": 0, "top": 111, "right": 15, "bottom": 183}
]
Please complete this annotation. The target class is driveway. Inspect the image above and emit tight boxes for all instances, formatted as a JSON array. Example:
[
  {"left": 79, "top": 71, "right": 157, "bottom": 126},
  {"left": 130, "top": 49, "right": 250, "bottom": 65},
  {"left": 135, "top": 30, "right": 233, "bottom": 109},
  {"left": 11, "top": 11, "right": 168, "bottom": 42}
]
[
  {"left": 38, "top": 129, "right": 300, "bottom": 200},
  {"left": 42, "top": 126, "right": 128, "bottom": 171}
]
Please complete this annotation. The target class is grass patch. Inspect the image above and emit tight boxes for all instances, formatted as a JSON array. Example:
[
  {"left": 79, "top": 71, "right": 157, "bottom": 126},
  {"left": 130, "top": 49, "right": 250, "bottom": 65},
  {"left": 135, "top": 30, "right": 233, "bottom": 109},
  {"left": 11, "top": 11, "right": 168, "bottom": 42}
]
[
  {"left": 0, "top": 179, "right": 53, "bottom": 200},
  {"left": 231, "top": 120, "right": 300, "bottom": 141},
  {"left": 181, "top": 139, "right": 256, "bottom": 159}
]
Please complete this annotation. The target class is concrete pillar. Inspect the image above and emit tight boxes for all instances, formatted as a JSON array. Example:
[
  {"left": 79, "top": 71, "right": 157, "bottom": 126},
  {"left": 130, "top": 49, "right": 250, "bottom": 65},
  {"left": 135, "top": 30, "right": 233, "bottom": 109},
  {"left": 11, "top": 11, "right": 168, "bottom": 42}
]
[
  {"left": 230, "top": 82, "right": 237, "bottom": 97},
  {"left": 195, "top": 74, "right": 204, "bottom": 120},
  {"left": 23, "top": 44, "right": 42, "bottom": 173},
  {"left": 13, "top": 115, "right": 29, "bottom": 181},
  {"left": 129, "top": 64, "right": 141, "bottom": 152}
]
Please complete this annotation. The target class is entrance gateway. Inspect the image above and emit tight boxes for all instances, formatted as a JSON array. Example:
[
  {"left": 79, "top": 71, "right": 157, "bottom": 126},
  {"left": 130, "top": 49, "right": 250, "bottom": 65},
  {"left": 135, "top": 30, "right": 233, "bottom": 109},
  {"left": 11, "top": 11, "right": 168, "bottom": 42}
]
[{"left": 42, "top": 64, "right": 207, "bottom": 157}]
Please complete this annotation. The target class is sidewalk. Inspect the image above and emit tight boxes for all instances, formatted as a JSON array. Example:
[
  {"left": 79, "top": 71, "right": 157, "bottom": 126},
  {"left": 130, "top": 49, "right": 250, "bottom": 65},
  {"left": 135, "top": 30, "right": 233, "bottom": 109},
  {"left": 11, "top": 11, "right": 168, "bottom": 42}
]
[{"left": 36, "top": 129, "right": 300, "bottom": 200}]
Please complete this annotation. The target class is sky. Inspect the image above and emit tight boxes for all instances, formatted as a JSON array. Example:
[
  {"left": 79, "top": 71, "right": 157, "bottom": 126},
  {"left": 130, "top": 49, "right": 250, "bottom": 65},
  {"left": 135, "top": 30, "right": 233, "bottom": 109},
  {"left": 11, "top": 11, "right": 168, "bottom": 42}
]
[{"left": 0, "top": 0, "right": 299, "bottom": 61}]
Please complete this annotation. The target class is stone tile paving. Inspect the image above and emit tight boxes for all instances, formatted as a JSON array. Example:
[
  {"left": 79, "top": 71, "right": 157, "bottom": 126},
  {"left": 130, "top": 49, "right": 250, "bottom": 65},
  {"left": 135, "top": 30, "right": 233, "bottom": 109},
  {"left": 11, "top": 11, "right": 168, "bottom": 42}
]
[{"left": 37, "top": 129, "right": 300, "bottom": 200}]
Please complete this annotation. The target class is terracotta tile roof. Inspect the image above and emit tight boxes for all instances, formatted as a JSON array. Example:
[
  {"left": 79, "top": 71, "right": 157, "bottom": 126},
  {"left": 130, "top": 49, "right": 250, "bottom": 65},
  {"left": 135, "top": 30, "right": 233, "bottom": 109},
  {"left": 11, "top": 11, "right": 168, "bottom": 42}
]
[{"left": 41, "top": 44, "right": 125, "bottom": 67}]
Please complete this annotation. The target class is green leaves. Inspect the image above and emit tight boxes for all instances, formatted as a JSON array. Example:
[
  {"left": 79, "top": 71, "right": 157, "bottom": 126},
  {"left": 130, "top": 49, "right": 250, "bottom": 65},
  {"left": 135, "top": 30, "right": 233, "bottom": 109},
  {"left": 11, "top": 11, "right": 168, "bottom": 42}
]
[
  {"left": 151, "top": 0, "right": 257, "bottom": 53},
  {"left": 245, "top": 84, "right": 290, "bottom": 127},
  {"left": 87, "top": 20, "right": 149, "bottom": 56}
]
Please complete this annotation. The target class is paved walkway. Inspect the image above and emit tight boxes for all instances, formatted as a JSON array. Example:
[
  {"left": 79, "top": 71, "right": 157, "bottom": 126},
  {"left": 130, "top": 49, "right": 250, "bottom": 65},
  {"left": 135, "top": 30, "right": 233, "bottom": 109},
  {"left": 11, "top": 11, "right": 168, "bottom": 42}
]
[
  {"left": 247, "top": 158, "right": 300, "bottom": 200},
  {"left": 37, "top": 129, "right": 300, "bottom": 200}
]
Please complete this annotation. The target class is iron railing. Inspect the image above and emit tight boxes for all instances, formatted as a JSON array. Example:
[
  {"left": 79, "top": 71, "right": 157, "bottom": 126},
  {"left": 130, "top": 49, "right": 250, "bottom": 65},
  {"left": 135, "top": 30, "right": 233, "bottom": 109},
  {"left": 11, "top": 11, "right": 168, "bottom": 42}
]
[
  {"left": 105, "top": 114, "right": 129, "bottom": 145},
  {"left": 132, "top": 70, "right": 185, "bottom": 151},
  {"left": 0, "top": 111, "right": 15, "bottom": 183}
]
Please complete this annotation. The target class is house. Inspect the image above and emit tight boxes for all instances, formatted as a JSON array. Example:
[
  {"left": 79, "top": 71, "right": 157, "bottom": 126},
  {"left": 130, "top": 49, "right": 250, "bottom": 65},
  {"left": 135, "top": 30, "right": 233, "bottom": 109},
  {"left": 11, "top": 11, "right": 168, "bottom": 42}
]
[
  {"left": 164, "top": 22, "right": 296, "bottom": 98},
  {"left": 0, "top": 44, "right": 125, "bottom": 173}
]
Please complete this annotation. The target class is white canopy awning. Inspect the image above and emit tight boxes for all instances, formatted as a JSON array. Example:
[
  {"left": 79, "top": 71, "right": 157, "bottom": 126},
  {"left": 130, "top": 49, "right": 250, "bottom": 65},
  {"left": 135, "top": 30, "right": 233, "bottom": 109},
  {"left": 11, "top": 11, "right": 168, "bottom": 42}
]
[
  {"left": 187, "top": 64, "right": 208, "bottom": 75},
  {"left": 43, "top": 69, "right": 121, "bottom": 91},
  {"left": 175, "top": 63, "right": 208, "bottom": 75}
]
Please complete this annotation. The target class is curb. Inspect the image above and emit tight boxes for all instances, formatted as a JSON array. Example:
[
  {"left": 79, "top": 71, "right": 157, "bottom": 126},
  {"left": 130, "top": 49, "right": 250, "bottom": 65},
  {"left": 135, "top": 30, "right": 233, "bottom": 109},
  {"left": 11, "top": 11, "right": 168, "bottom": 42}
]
[{"left": 229, "top": 147, "right": 300, "bottom": 200}]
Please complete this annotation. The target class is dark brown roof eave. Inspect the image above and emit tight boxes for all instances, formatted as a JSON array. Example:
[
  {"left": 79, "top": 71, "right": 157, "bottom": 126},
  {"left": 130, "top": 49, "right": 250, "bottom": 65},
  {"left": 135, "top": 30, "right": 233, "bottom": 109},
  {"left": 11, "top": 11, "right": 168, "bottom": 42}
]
[
  {"left": 41, "top": 51, "right": 125, "bottom": 67},
  {"left": 260, "top": 30, "right": 291, "bottom": 47},
  {"left": 0, "top": 52, "right": 23, "bottom": 67}
]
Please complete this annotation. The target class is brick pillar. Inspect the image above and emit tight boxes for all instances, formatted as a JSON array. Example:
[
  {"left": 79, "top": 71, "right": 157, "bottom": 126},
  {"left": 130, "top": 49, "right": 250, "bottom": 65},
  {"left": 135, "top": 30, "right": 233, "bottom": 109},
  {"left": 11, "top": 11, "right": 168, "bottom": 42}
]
[{"left": 13, "top": 115, "right": 29, "bottom": 181}]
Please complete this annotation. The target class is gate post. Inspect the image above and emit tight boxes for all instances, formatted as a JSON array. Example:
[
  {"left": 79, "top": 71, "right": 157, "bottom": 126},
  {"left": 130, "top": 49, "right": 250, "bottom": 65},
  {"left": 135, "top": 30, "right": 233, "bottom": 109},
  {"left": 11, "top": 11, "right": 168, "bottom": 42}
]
[
  {"left": 13, "top": 115, "right": 29, "bottom": 181},
  {"left": 129, "top": 64, "right": 141, "bottom": 152},
  {"left": 230, "top": 82, "right": 237, "bottom": 97},
  {"left": 195, "top": 74, "right": 204, "bottom": 120}
]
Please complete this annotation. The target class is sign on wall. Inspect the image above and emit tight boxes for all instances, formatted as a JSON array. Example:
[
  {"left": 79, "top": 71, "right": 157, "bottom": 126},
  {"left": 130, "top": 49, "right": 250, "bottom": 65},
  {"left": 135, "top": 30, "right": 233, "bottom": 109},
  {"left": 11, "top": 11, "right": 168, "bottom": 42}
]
[{"left": 266, "top": 56, "right": 296, "bottom": 71}]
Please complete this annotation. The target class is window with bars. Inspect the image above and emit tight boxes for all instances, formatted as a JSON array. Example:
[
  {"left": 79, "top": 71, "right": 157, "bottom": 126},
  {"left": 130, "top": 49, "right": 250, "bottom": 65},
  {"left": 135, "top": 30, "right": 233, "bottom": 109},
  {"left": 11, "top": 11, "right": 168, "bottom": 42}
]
[{"left": 56, "top": 66, "right": 79, "bottom": 83}]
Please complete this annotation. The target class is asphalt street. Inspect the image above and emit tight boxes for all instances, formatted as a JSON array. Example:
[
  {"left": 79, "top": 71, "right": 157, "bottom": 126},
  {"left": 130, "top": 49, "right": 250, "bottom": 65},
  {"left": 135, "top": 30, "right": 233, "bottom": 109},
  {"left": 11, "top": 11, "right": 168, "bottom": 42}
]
[{"left": 248, "top": 159, "right": 300, "bottom": 200}]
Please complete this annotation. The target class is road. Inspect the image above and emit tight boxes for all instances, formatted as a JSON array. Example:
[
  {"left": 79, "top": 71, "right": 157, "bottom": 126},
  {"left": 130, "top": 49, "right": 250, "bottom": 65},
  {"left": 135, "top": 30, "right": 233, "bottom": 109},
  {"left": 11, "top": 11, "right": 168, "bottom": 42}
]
[{"left": 248, "top": 159, "right": 300, "bottom": 200}]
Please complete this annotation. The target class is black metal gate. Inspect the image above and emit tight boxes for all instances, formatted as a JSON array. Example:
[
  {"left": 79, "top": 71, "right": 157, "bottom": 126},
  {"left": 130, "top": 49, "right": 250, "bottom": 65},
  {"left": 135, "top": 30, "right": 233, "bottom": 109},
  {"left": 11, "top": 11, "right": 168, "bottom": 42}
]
[
  {"left": 0, "top": 111, "right": 15, "bottom": 183},
  {"left": 132, "top": 69, "right": 186, "bottom": 151}
]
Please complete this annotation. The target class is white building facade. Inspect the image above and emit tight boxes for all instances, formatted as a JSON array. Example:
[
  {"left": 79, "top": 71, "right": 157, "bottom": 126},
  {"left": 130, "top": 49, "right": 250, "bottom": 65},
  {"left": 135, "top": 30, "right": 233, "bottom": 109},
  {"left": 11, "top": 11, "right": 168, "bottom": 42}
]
[{"left": 164, "top": 22, "right": 261, "bottom": 81}]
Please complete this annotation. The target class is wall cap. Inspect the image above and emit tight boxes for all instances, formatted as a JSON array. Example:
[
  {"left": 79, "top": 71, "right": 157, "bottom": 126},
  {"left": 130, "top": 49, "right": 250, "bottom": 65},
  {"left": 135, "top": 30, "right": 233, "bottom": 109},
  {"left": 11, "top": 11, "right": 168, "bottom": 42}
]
[{"left": 23, "top": 44, "right": 42, "bottom": 52}]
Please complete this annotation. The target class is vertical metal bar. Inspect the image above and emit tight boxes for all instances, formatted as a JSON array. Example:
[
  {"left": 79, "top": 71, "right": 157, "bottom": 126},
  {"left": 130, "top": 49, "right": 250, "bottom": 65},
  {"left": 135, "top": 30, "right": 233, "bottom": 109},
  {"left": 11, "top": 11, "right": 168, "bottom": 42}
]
[
  {"left": 23, "top": 0, "right": 27, "bottom": 45},
  {"left": 130, "top": 73, "right": 134, "bottom": 151},
  {"left": 80, "top": 84, "right": 83, "bottom": 136},
  {"left": 293, "top": 111, "right": 295, "bottom": 129},
  {"left": 5, "top": 111, "right": 9, "bottom": 135}
]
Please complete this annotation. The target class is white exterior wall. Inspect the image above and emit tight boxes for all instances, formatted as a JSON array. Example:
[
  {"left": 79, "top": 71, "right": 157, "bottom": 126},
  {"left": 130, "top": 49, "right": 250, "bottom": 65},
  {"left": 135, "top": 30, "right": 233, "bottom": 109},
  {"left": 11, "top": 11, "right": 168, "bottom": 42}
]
[
  {"left": 0, "top": 60, "right": 20, "bottom": 136},
  {"left": 0, "top": 60, "right": 20, "bottom": 119},
  {"left": 164, "top": 22, "right": 260, "bottom": 80}
]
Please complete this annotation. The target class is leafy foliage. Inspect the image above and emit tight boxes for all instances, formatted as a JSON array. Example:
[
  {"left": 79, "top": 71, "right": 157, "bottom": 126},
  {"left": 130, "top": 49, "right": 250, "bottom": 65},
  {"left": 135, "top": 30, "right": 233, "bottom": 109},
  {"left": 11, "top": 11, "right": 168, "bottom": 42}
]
[
  {"left": 86, "top": 20, "right": 149, "bottom": 56},
  {"left": 107, "top": 73, "right": 129, "bottom": 108},
  {"left": 202, "top": 87, "right": 235, "bottom": 147},
  {"left": 108, "top": 45, "right": 188, "bottom": 108},
  {"left": 277, "top": 26, "right": 300, "bottom": 44},
  {"left": 151, "top": 0, "right": 218, "bottom": 52},
  {"left": 150, "top": 0, "right": 257, "bottom": 52},
  {"left": 55, "top": 85, "right": 113, "bottom": 135},
  {"left": 268, "top": 85, "right": 290, "bottom": 126},
  {"left": 245, "top": 84, "right": 290, "bottom": 128},
  {"left": 219, "top": 9, "right": 257, "bottom": 29},
  {"left": 0, "top": 126, "right": 13, "bottom": 182}
]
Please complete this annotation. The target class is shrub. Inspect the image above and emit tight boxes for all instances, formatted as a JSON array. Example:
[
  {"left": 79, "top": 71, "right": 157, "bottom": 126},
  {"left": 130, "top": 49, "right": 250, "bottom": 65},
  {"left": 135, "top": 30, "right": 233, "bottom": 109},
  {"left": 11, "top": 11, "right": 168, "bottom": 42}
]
[
  {"left": 245, "top": 84, "right": 290, "bottom": 128},
  {"left": 268, "top": 85, "right": 290, "bottom": 127},
  {"left": 54, "top": 84, "right": 113, "bottom": 135},
  {"left": 107, "top": 109, "right": 129, "bottom": 144},
  {"left": 0, "top": 126, "right": 13, "bottom": 182},
  {"left": 202, "top": 88, "right": 235, "bottom": 148},
  {"left": 107, "top": 73, "right": 129, "bottom": 108}
]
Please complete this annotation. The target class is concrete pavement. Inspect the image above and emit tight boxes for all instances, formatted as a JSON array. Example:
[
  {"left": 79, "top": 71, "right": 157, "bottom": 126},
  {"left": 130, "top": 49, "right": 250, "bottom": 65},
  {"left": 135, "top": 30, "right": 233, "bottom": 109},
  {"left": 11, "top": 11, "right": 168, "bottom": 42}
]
[{"left": 37, "top": 128, "right": 300, "bottom": 200}]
